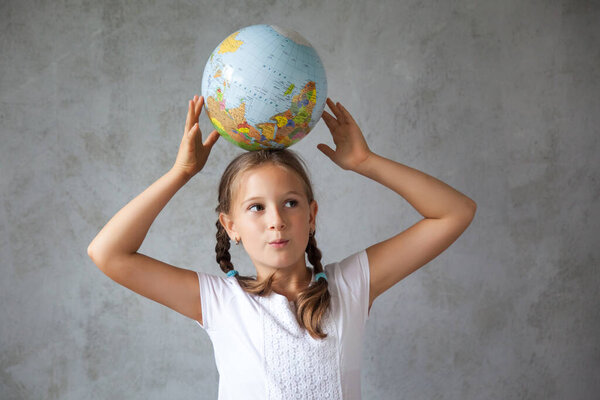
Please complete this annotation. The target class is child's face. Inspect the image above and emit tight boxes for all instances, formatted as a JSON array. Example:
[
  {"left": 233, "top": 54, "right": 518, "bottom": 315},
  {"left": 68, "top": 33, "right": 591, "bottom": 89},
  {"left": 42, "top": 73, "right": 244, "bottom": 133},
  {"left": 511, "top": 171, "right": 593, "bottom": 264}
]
[{"left": 219, "top": 163, "right": 318, "bottom": 274}]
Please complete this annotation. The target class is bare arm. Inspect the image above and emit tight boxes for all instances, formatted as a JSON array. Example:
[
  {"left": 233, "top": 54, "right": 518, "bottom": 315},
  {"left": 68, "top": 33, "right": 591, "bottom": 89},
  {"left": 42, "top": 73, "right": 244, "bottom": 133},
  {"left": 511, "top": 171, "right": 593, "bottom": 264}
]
[
  {"left": 87, "top": 95, "right": 219, "bottom": 322},
  {"left": 320, "top": 99, "right": 476, "bottom": 311},
  {"left": 352, "top": 153, "right": 476, "bottom": 310},
  {"left": 87, "top": 168, "right": 190, "bottom": 267}
]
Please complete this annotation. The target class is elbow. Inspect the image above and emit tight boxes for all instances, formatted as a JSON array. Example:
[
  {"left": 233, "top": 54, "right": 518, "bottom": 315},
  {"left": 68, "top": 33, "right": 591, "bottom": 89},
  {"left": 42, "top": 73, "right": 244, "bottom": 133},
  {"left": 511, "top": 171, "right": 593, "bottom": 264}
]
[
  {"left": 87, "top": 241, "right": 99, "bottom": 263},
  {"left": 451, "top": 197, "right": 476, "bottom": 224},
  {"left": 462, "top": 198, "right": 477, "bottom": 223},
  {"left": 87, "top": 243, "right": 95, "bottom": 259},
  {"left": 87, "top": 243, "right": 109, "bottom": 272},
  {"left": 87, "top": 245, "right": 101, "bottom": 270},
  {"left": 467, "top": 198, "right": 477, "bottom": 216}
]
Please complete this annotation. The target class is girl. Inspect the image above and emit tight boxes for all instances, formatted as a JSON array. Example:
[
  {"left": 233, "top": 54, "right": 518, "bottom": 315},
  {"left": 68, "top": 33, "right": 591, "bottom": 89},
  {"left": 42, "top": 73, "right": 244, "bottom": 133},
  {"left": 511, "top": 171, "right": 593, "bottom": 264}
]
[{"left": 88, "top": 95, "right": 476, "bottom": 399}]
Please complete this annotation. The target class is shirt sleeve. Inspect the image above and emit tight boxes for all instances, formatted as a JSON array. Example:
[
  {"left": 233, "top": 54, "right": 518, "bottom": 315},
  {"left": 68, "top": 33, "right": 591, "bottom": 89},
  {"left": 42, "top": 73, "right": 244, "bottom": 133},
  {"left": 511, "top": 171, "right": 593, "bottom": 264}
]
[
  {"left": 329, "top": 249, "right": 371, "bottom": 324},
  {"left": 195, "top": 271, "right": 232, "bottom": 331}
]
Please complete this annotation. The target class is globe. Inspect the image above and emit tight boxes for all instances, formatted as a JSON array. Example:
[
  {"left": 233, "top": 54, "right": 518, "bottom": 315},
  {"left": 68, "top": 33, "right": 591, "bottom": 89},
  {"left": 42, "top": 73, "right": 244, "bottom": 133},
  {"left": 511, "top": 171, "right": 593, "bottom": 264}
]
[{"left": 201, "top": 24, "right": 327, "bottom": 151}]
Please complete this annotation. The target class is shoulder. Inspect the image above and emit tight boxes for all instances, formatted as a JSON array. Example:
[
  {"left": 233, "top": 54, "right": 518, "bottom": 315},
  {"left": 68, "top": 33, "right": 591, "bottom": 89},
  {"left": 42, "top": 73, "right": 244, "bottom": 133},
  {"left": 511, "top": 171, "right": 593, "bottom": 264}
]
[
  {"left": 197, "top": 271, "right": 242, "bottom": 302},
  {"left": 324, "top": 248, "right": 369, "bottom": 275},
  {"left": 197, "top": 270, "right": 232, "bottom": 286},
  {"left": 196, "top": 271, "right": 250, "bottom": 330},
  {"left": 324, "top": 249, "right": 370, "bottom": 293},
  {"left": 324, "top": 249, "right": 372, "bottom": 322}
]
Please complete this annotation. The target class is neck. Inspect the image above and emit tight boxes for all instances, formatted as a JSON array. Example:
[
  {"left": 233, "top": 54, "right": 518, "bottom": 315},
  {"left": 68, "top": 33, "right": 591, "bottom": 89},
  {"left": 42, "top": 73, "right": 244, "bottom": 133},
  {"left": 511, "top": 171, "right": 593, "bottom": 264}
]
[{"left": 257, "top": 263, "right": 313, "bottom": 300}]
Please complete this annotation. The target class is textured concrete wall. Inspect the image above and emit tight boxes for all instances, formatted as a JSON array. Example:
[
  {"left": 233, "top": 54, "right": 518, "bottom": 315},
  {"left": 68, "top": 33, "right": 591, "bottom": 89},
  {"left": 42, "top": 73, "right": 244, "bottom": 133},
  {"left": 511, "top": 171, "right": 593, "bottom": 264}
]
[{"left": 2, "top": 0, "right": 598, "bottom": 399}]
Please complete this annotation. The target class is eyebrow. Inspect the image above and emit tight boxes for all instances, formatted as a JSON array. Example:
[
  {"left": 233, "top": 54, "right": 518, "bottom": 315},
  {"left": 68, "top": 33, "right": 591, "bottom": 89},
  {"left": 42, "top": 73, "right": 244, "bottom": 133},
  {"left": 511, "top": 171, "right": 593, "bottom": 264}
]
[{"left": 241, "top": 191, "right": 303, "bottom": 205}]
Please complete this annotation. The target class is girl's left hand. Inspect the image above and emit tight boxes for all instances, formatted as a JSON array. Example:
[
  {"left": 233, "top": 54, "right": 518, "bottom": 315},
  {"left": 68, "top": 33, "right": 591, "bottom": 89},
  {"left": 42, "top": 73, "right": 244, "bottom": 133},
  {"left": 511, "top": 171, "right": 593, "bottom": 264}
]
[{"left": 318, "top": 98, "right": 372, "bottom": 171}]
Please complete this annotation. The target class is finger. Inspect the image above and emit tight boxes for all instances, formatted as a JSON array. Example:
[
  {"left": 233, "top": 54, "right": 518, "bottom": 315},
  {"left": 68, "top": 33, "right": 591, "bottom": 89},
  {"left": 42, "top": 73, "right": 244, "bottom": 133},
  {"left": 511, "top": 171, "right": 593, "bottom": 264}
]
[
  {"left": 326, "top": 98, "right": 342, "bottom": 121},
  {"left": 185, "top": 99, "right": 194, "bottom": 133},
  {"left": 335, "top": 101, "right": 348, "bottom": 125},
  {"left": 326, "top": 98, "right": 345, "bottom": 124},
  {"left": 188, "top": 122, "right": 198, "bottom": 138},
  {"left": 317, "top": 143, "right": 335, "bottom": 159},
  {"left": 337, "top": 102, "right": 356, "bottom": 125},
  {"left": 203, "top": 130, "right": 220, "bottom": 149},
  {"left": 321, "top": 110, "right": 338, "bottom": 130},
  {"left": 190, "top": 96, "right": 200, "bottom": 124},
  {"left": 194, "top": 95, "right": 203, "bottom": 117},
  {"left": 323, "top": 111, "right": 345, "bottom": 141},
  {"left": 321, "top": 109, "right": 336, "bottom": 121}
]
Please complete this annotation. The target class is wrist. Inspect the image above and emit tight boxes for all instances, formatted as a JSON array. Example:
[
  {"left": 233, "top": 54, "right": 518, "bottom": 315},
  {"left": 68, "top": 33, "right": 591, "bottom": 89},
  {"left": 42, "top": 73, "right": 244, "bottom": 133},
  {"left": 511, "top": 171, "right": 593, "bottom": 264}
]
[
  {"left": 350, "top": 151, "right": 378, "bottom": 175},
  {"left": 169, "top": 166, "right": 194, "bottom": 183}
]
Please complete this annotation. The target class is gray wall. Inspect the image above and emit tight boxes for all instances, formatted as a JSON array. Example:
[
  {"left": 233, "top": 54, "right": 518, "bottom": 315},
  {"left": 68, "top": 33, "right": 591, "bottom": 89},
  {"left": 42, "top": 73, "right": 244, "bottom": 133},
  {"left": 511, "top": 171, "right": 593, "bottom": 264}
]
[{"left": 2, "top": 0, "right": 598, "bottom": 399}]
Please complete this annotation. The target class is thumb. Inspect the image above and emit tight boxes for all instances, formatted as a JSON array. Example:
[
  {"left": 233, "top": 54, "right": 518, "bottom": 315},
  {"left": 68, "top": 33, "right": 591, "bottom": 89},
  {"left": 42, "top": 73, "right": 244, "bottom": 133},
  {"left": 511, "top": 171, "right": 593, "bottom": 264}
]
[{"left": 317, "top": 143, "right": 335, "bottom": 159}]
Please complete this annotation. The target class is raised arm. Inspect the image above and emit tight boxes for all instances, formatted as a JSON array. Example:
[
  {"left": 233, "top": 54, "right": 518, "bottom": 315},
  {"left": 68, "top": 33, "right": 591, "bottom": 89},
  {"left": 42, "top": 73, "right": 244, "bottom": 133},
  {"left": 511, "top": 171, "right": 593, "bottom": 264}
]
[
  {"left": 319, "top": 99, "right": 476, "bottom": 311},
  {"left": 87, "top": 95, "right": 219, "bottom": 322}
]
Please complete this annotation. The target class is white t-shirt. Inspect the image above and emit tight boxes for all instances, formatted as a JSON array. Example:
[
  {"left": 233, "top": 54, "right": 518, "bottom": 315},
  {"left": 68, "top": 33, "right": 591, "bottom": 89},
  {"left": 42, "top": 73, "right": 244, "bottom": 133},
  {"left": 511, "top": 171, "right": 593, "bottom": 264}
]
[{"left": 195, "top": 249, "right": 371, "bottom": 400}]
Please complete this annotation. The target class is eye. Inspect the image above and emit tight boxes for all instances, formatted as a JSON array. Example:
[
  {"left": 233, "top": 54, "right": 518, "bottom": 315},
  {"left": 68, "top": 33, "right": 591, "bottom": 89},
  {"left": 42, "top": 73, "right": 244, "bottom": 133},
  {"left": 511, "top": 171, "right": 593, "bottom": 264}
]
[
  {"left": 285, "top": 199, "right": 299, "bottom": 208},
  {"left": 248, "top": 204, "right": 264, "bottom": 212}
]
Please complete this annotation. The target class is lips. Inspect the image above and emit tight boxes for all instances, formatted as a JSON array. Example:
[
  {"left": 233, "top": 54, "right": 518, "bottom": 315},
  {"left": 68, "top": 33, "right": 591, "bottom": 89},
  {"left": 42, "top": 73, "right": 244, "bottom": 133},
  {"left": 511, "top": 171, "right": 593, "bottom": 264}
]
[{"left": 270, "top": 239, "right": 289, "bottom": 244}]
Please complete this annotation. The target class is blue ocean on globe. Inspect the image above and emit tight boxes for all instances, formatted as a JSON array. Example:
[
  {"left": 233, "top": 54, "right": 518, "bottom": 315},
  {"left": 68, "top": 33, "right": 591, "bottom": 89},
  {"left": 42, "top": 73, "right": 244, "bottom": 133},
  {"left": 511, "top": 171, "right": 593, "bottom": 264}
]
[{"left": 201, "top": 24, "right": 327, "bottom": 151}]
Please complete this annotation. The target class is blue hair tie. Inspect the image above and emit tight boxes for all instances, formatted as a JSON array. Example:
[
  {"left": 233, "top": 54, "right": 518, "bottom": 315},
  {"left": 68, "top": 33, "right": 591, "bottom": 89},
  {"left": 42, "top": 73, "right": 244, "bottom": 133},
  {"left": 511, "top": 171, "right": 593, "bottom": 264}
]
[
  {"left": 226, "top": 270, "right": 239, "bottom": 277},
  {"left": 315, "top": 272, "right": 327, "bottom": 282}
]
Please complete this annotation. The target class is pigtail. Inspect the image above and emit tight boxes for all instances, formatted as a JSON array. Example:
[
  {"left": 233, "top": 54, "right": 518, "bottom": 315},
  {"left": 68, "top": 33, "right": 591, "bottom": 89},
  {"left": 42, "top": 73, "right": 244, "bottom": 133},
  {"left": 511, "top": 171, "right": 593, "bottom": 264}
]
[
  {"left": 215, "top": 220, "right": 235, "bottom": 274},
  {"left": 296, "top": 231, "right": 331, "bottom": 339}
]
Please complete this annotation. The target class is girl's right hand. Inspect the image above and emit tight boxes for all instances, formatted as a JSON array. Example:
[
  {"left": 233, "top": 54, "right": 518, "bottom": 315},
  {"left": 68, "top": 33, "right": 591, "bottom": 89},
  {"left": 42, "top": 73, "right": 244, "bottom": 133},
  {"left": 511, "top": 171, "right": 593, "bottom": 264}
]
[{"left": 172, "top": 95, "right": 220, "bottom": 179}]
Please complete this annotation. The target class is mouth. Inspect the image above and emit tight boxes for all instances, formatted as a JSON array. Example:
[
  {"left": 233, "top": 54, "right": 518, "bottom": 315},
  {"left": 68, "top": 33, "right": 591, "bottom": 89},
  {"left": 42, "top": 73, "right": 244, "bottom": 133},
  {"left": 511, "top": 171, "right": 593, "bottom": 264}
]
[{"left": 269, "top": 239, "right": 289, "bottom": 246}]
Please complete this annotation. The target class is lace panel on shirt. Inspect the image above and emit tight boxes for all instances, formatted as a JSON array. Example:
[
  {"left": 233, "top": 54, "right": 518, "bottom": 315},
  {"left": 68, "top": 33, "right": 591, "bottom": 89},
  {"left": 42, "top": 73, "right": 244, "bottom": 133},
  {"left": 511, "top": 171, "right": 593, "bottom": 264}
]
[{"left": 259, "top": 295, "right": 342, "bottom": 400}]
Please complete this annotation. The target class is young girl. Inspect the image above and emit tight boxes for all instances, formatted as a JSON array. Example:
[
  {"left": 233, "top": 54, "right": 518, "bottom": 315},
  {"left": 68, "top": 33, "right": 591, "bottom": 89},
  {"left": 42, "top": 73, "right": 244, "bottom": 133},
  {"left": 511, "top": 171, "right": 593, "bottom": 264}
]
[{"left": 88, "top": 95, "right": 476, "bottom": 399}]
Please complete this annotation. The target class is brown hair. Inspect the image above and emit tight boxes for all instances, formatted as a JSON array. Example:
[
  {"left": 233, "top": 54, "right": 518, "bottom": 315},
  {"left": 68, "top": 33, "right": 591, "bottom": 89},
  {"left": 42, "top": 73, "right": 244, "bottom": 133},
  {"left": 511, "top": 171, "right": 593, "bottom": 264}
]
[{"left": 215, "top": 148, "right": 331, "bottom": 339}]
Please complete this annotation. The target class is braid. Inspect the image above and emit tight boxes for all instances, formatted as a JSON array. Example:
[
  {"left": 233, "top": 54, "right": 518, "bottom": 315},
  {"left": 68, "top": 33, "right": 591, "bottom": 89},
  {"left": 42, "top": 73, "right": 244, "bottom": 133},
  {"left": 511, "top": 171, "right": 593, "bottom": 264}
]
[
  {"left": 306, "top": 233, "right": 324, "bottom": 274},
  {"left": 215, "top": 219, "right": 235, "bottom": 274},
  {"left": 296, "top": 231, "right": 331, "bottom": 339}
]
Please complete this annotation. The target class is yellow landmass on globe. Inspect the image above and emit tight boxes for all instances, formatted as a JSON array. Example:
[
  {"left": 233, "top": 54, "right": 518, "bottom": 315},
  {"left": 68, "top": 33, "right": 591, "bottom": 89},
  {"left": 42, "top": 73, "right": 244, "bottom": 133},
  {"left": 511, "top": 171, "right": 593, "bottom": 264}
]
[
  {"left": 217, "top": 32, "right": 244, "bottom": 54},
  {"left": 284, "top": 84, "right": 295, "bottom": 96},
  {"left": 274, "top": 116, "right": 288, "bottom": 128}
]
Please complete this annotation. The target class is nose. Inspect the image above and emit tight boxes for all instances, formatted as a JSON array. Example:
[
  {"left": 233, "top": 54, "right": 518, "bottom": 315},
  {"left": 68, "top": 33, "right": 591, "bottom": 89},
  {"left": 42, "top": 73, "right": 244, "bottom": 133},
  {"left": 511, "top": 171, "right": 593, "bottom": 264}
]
[{"left": 268, "top": 206, "right": 286, "bottom": 231}]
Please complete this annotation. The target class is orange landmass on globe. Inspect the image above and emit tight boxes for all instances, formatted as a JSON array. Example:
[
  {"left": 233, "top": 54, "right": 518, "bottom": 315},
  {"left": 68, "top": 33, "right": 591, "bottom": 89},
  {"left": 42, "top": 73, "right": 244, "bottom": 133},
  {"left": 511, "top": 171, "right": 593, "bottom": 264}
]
[
  {"left": 205, "top": 80, "right": 318, "bottom": 150},
  {"left": 205, "top": 96, "right": 262, "bottom": 145}
]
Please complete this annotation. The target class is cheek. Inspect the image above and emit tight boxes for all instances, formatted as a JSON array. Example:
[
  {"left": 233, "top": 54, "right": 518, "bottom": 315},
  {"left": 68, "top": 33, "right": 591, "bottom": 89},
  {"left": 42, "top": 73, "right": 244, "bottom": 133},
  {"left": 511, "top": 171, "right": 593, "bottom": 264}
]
[
  {"left": 294, "top": 214, "right": 311, "bottom": 230},
  {"left": 241, "top": 217, "right": 263, "bottom": 233}
]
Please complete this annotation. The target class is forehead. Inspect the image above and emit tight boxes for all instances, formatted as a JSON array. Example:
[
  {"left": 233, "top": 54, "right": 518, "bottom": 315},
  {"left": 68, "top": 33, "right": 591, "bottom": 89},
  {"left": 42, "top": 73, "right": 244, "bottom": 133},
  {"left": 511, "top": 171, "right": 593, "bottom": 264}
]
[{"left": 233, "top": 163, "right": 306, "bottom": 201}]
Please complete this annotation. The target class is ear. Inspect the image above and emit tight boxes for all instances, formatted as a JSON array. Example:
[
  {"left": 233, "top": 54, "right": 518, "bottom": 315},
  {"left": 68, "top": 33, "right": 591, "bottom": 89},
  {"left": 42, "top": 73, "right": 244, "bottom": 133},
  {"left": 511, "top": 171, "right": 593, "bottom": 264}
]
[
  {"left": 218, "top": 212, "right": 238, "bottom": 241},
  {"left": 309, "top": 200, "right": 318, "bottom": 232}
]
